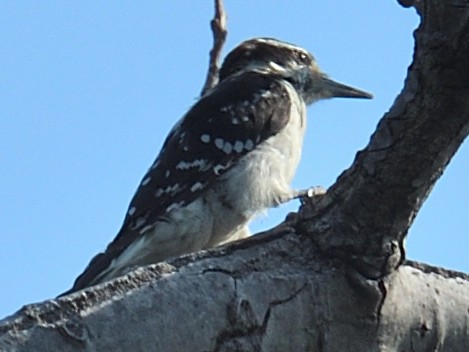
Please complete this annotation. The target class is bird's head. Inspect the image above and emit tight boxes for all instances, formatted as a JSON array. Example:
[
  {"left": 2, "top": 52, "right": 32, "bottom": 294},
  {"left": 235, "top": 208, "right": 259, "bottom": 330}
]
[{"left": 219, "top": 37, "right": 372, "bottom": 104}]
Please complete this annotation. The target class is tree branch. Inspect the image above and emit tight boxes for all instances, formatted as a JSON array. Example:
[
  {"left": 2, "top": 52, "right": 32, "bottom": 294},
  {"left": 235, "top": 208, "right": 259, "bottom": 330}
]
[
  {"left": 200, "top": 0, "right": 227, "bottom": 97},
  {"left": 1, "top": 237, "right": 468, "bottom": 351},
  {"left": 1, "top": 1, "right": 468, "bottom": 351},
  {"left": 296, "top": 0, "right": 469, "bottom": 279}
]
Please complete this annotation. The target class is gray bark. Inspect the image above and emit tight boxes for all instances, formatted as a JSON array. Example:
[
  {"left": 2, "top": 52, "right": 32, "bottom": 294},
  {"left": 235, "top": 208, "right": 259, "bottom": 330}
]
[{"left": 1, "top": 0, "right": 468, "bottom": 351}]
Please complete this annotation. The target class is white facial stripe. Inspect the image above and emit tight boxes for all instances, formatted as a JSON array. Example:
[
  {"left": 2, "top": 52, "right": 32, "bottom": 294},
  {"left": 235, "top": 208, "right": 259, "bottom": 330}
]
[
  {"left": 268, "top": 61, "right": 290, "bottom": 75},
  {"left": 252, "top": 38, "right": 308, "bottom": 54}
]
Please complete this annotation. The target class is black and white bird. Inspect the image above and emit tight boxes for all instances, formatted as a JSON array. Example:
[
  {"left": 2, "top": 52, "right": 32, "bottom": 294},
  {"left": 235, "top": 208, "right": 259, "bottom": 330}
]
[{"left": 64, "top": 38, "right": 372, "bottom": 294}]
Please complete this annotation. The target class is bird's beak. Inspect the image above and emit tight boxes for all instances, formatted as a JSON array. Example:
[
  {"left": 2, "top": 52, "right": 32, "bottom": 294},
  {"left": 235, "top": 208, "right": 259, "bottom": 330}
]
[{"left": 321, "top": 76, "right": 373, "bottom": 99}]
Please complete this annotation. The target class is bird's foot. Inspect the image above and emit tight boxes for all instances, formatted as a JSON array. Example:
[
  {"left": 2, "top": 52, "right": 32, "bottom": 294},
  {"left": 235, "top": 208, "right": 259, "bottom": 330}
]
[
  {"left": 284, "top": 186, "right": 327, "bottom": 225},
  {"left": 294, "top": 186, "right": 327, "bottom": 205}
]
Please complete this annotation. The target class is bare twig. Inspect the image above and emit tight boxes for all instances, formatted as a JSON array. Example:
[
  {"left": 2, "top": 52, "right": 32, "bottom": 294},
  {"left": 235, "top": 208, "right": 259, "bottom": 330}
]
[{"left": 200, "top": 0, "right": 227, "bottom": 97}]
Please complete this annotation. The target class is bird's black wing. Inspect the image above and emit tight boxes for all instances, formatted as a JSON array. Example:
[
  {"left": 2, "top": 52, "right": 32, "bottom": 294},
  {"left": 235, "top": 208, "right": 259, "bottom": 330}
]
[{"left": 65, "top": 72, "right": 294, "bottom": 293}]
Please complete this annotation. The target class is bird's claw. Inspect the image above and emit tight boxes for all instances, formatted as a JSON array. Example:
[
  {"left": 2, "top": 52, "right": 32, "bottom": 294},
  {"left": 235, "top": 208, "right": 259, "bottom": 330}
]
[{"left": 295, "top": 186, "right": 327, "bottom": 205}]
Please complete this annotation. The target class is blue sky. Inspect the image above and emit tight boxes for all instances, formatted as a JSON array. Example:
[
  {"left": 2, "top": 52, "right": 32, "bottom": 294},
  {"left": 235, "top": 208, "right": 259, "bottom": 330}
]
[{"left": 1, "top": 2, "right": 467, "bottom": 319}]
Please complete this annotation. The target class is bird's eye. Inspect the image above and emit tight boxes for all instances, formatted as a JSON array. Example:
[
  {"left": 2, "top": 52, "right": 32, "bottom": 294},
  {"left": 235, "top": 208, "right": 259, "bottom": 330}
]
[{"left": 298, "top": 52, "right": 309, "bottom": 64}]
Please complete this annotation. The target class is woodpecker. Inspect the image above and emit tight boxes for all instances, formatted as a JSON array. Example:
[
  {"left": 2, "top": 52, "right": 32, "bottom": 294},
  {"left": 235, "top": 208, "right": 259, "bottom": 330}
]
[{"left": 64, "top": 38, "right": 372, "bottom": 294}]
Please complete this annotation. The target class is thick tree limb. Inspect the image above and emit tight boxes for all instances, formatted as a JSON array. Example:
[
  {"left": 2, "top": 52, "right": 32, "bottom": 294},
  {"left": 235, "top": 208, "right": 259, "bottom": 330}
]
[
  {"left": 0, "top": 236, "right": 468, "bottom": 351},
  {"left": 297, "top": 0, "right": 469, "bottom": 280},
  {"left": 1, "top": 0, "right": 468, "bottom": 351}
]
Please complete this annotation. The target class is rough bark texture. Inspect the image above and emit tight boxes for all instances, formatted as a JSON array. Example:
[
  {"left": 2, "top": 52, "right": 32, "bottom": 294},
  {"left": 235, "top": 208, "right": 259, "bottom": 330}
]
[
  {"left": 1, "top": 0, "right": 468, "bottom": 351},
  {"left": 1, "top": 240, "right": 468, "bottom": 351}
]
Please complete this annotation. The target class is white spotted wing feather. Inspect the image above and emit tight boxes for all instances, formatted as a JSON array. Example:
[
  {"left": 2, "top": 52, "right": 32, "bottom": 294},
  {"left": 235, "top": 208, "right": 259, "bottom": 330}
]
[{"left": 66, "top": 71, "right": 306, "bottom": 292}]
